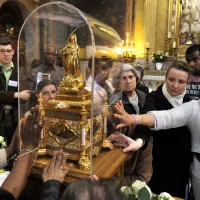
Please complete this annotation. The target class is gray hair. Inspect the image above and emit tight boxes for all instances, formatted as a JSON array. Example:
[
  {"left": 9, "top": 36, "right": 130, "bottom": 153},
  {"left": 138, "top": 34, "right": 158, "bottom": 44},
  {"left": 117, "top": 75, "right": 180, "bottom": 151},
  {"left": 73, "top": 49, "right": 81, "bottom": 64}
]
[{"left": 112, "top": 63, "right": 140, "bottom": 90}]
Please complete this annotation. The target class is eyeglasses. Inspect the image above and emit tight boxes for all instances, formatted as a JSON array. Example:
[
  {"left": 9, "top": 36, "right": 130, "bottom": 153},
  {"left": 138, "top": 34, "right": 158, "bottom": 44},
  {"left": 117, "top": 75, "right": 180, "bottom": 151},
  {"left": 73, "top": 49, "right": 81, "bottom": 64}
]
[{"left": 0, "top": 49, "right": 13, "bottom": 54}]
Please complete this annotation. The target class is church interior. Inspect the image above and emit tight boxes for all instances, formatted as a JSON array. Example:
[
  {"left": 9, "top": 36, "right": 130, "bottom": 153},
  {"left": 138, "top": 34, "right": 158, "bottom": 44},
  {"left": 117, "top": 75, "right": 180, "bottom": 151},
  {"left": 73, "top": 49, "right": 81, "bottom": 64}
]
[{"left": 0, "top": 0, "right": 199, "bottom": 200}]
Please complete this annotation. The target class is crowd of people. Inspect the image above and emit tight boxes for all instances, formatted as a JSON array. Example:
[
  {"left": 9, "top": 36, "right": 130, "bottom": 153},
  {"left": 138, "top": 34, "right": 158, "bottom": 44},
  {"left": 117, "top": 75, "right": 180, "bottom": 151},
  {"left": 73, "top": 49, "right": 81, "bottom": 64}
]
[{"left": 1, "top": 33, "right": 200, "bottom": 200}]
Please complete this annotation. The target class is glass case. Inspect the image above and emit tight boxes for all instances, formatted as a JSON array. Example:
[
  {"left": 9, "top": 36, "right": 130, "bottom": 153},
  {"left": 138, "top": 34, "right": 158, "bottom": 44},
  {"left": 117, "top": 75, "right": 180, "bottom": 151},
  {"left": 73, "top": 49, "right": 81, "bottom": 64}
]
[{"left": 17, "top": 2, "right": 121, "bottom": 171}]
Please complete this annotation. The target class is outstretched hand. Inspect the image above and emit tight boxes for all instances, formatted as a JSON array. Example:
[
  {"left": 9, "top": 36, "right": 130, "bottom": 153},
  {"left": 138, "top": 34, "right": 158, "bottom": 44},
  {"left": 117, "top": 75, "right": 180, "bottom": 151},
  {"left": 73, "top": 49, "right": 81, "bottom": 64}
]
[
  {"left": 107, "top": 133, "right": 143, "bottom": 152},
  {"left": 42, "top": 150, "right": 73, "bottom": 183},
  {"left": 20, "top": 106, "right": 45, "bottom": 150},
  {"left": 113, "top": 100, "right": 134, "bottom": 129}
]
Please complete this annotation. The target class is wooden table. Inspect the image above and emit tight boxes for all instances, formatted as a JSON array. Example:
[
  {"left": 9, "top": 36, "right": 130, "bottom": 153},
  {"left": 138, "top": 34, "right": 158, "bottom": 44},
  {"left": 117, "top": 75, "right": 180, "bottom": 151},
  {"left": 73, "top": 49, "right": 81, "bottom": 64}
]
[{"left": 31, "top": 147, "right": 128, "bottom": 184}]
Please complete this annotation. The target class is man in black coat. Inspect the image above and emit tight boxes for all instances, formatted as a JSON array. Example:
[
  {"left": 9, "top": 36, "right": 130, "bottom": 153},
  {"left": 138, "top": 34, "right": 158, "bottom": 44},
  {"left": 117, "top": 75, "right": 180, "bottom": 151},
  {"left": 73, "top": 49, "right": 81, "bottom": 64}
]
[{"left": 0, "top": 36, "right": 30, "bottom": 145}]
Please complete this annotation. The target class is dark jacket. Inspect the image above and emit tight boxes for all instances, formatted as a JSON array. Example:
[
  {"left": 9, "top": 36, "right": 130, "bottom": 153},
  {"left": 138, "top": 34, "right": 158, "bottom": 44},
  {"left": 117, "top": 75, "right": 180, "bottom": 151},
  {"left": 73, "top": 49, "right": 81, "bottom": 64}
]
[
  {"left": 29, "top": 63, "right": 64, "bottom": 90},
  {"left": 142, "top": 84, "right": 192, "bottom": 198},
  {"left": 0, "top": 188, "right": 15, "bottom": 200},
  {"left": 109, "top": 89, "right": 153, "bottom": 186},
  {"left": 0, "top": 66, "right": 18, "bottom": 121},
  {"left": 109, "top": 89, "right": 150, "bottom": 144},
  {"left": 136, "top": 82, "right": 149, "bottom": 94},
  {"left": 40, "top": 180, "right": 62, "bottom": 200}
]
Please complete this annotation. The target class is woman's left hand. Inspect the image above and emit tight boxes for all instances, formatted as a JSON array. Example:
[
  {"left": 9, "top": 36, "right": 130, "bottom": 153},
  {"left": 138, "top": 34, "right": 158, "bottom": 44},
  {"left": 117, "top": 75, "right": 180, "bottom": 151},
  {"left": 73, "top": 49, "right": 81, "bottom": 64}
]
[{"left": 107, "top": 133, "right": 143, "bottom": 152}]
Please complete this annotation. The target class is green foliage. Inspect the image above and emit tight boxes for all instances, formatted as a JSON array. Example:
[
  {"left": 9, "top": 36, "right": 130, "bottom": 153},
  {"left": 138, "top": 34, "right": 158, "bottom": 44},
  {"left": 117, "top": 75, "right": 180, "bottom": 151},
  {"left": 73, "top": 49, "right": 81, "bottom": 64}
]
[
  {"left": 137, "top": 187, "right": 151, "bottom": 200},
  {"left": 152, "top": 51, "right": 169, "bottom": 62}
]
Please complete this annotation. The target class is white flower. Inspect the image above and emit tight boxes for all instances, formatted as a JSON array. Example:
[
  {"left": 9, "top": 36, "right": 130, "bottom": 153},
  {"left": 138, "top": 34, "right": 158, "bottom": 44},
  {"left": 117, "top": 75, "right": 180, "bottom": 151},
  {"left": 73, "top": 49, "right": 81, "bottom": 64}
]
[
  {"left": 0, "top": 136, "right": 4, "bottom": 143},
  {"left": 55, "top": 102, "right": 67, "bottom": 109},
  {"left": 1, "top": 141, "right": 6, "bottom": 148},
  {"left": 158, "top": 192, "right": 175, "bottom": 200},
  {"left": 120, "top": 186, "right": 127, "bottom": 193}
]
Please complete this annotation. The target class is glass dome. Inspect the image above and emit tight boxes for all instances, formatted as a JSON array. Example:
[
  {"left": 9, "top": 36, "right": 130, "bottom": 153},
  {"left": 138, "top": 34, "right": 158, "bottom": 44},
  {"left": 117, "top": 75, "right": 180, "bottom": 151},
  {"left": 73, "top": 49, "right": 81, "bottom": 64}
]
[{"left": 17, "top": 2, "right": 121, "bottom": 173}]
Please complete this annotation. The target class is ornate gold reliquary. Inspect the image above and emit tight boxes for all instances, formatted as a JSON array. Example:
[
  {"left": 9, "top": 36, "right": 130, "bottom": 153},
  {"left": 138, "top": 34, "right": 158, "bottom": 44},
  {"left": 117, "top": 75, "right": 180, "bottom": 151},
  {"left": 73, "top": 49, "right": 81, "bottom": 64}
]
[{"left": 38, "top": 34, "right": 111, "bottom": 170}]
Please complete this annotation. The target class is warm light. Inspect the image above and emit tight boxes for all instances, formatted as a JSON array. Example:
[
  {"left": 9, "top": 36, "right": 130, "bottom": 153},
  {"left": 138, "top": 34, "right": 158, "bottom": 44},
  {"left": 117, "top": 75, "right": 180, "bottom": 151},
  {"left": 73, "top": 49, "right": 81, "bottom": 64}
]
[
  {"left": 121, "top": 33, "right": 136, "bottom": 62},
  {"left": 146, "top": 42, "right": 150, "bottom": 48},
  {"left": 172, "top": 41, "right": 176, "bottom": 48},
  {"left": 114, "top": 35, "right": 136, "bottom": 62},
  {"left": 168, "top": 32, "right": 171, "bottom": 39}
]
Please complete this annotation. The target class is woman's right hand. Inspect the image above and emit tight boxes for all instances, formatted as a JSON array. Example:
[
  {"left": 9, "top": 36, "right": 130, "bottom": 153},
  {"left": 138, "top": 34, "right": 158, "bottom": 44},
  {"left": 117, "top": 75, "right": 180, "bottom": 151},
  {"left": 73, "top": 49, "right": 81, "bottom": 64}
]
[
  {"left": 20, "top": 106, "right": 45, "bottom": 150},
  {"left": 113, "top": 100, "right": 135, "bottom": 129}
]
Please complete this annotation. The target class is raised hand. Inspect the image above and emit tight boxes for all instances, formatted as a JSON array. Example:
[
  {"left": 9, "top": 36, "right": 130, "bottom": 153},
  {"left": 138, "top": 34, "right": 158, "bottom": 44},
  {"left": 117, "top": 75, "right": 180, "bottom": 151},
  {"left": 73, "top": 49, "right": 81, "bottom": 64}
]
[
  {"left": 113, "top": 100, "right": 134, "bottom": 129},
  {"left": 20, "top": 106, "right": 44, "bottom": 150}
]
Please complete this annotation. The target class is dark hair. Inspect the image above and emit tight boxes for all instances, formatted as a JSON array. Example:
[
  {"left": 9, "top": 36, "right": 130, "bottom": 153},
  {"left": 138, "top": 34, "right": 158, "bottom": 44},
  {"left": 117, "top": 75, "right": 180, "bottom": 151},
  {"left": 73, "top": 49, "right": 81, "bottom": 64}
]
[
  {"left": 185, "top": 44, "right": 200, "bottom": 56},
  {"left": 134, "top": 65, "right": 144, "bottom": 81},
  {"left": 44, "top": 46, "right": 57, "bottom": 55},
  {"left": 37, "top": 79, "right": 57, "bottom": 92},
  {"left": 61, "top": 178, "right": 128, "bottom": 200},
  {"left": 88, "top": 57, "right": 102, "bottom": 69},
  {"left": 166, "top": 61, "right": 190, "bottom": 78},
  {"left": 0, "top": 36, "right": 13, "bottom": 47},
  {"left": 102, "top": 63, "right": 112, "bottom": 70}
]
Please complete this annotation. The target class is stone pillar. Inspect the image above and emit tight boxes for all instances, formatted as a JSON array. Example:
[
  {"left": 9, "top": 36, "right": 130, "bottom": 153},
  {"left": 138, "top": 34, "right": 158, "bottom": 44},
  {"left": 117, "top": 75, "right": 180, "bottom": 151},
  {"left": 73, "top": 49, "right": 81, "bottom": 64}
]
[
  {"left": 144, "top": 0, "right": 157, "bottom": 52},
  {"left": 155, "top": 0, "right": 168, "bottom": 51},
  {"left": 126, "top": 0, "right": 133, "bottom": 36},
  {"left": 49, "top": 20, "right": 56, "bottom": 47},
  {"left": 34, "top": 18, "right": 40, "bottom": 59},
  {"left": 134, "top": 0, "right": 145, "bottom": 58}
]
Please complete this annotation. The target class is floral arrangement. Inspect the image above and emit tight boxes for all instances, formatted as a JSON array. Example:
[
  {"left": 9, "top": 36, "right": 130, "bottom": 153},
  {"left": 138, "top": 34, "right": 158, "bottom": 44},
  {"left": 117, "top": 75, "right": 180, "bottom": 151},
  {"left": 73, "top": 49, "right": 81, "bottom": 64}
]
[
  {"left": 152, "top": 51, "right": 169, "bottom": 63},
  {"left": 0, "top": 136, "right": 6, "bottom": 149},
  {"left": 120, "top": 180, "right": 175, "bottom": 200}
]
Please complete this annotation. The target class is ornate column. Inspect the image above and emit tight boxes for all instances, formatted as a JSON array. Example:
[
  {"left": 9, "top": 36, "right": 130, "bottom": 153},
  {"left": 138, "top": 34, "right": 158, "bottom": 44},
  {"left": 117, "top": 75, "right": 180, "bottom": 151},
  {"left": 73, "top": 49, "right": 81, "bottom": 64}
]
[
  {"left": 126, "top": 0, "right": 133, "bottom": 36},
  {"left": 134, "top": 0, "right": 145, "bottom": 57},
  {"left": 144, "top": 0, "right": 157, "bottom": 52},
  {"left": 34, "top": 17, "right": 40, "bottom": 59}
]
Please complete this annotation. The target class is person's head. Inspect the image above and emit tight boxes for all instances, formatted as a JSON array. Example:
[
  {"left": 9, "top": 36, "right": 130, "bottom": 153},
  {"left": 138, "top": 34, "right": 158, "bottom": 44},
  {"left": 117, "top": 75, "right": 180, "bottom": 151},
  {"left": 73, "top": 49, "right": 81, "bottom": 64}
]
[
  {"left": 165, "top": 61, "right": 189, "bottom": 96},
  {"left": 112, "top": 64, "right": 139, "bottom": 93},
  {"left": 185, "top": 44, "right": 200, "bottom": 75},
  {"left": 44, "top": 46, "right": 57, "bottom": 65},
  {"left": 61, "top": 178, "right": 128, "bottom": 200},
  {"left": 88, "top": 57, "right": 103, "bottom": 78},
  {"left": 37, "top": 79, "right": 57, "bottom": 107},
  {"left": 0, "top": 36, "right": 14, "bottom": 65},
  {"left": 134, "top": 65, "right": 144, "bottom": 82},
  {"left": 95, "top": 62, "right": 112, "bottom": 85}
]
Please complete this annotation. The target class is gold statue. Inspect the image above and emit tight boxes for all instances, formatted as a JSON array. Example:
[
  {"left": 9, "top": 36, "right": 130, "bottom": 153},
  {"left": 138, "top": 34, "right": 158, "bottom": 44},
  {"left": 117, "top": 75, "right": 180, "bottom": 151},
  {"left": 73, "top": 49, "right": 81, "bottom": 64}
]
[
  {"left": 59, "top": 34, "right": 85, "bottom": 92},
  {"left": 62, "top": 34, "right": 80, "bottom": 76}
]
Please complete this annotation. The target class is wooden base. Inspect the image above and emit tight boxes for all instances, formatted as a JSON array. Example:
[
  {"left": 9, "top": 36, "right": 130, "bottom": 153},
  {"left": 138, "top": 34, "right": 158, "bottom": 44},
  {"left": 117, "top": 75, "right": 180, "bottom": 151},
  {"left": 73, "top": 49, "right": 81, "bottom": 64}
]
[{"left": 31, "top": 147, "right": 128, "bottom": 184}]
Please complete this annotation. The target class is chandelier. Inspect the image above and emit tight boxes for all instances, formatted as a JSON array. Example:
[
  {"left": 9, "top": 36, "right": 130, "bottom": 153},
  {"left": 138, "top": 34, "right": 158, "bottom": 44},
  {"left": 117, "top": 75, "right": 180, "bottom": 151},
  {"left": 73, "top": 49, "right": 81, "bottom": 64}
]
[{"left": 116, "top": 33, "right": 136, "bottom": 62}]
